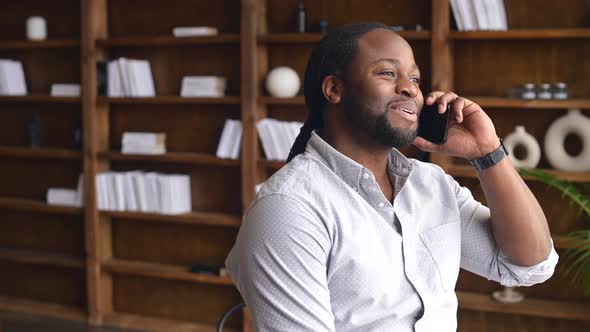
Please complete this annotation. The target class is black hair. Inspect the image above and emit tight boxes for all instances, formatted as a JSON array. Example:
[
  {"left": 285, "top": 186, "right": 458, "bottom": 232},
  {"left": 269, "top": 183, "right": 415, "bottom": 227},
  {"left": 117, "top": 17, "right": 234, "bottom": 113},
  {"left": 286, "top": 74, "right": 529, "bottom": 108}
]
[{"left": 286, "top": 22, "right": 396, "bottom": 162}]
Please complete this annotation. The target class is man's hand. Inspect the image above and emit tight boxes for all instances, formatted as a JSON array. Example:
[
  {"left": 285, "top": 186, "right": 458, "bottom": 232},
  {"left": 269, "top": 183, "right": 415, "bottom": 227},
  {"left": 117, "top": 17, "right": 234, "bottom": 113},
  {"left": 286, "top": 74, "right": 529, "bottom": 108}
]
[{"left": 412, "top": 91, "right": 500, "bottom": 160}]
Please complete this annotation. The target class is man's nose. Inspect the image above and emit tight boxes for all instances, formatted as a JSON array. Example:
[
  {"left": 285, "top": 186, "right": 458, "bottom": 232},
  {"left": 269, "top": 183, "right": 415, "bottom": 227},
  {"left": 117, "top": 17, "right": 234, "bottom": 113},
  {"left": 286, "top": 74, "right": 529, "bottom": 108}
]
[{"left": 396, "top": 78, "right": 418, "bottom": 98}]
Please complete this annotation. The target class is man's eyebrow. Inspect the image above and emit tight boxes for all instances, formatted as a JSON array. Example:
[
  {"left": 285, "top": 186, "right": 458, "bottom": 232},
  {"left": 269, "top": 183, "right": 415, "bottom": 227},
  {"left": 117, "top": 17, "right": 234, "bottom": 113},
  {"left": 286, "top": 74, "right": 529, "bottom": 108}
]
[{"left": 373, "top": 58, "right": 420, "bottom": 71}]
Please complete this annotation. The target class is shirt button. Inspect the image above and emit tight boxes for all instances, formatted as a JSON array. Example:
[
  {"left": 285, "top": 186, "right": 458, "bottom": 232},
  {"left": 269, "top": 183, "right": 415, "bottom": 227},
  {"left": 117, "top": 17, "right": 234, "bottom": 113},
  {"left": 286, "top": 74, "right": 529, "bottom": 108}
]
[
  {"left": 362, "top": 173, "right": 370, "bottom": 179},
  {"left": 378, "top": 202, "right": 385, "bottom": 208}
]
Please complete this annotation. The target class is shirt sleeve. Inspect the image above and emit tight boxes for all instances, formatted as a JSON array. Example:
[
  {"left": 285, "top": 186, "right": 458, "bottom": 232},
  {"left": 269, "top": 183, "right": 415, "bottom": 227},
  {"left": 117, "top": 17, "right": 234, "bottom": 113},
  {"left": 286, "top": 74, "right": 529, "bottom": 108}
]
[
  {"left": 447, "top": 175, "right": 559, "bottom": 287},
  {"left": 225, "top": 193, "right": 336, "bottom": 332}
]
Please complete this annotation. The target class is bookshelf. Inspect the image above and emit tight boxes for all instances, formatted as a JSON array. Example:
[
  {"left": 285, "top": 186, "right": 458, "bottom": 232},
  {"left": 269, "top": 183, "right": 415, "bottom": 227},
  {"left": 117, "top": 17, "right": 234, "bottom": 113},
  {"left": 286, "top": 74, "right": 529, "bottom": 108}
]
[{"left": 0, "top": 0, "right": 587, "bottom": 331}]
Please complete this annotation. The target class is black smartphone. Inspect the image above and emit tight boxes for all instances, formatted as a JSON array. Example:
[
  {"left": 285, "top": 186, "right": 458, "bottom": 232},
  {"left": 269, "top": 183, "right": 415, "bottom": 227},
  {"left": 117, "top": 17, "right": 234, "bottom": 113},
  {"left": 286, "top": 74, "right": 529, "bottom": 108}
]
[{"left": 417, "top": 102, "right": 451, "bottom": 144}]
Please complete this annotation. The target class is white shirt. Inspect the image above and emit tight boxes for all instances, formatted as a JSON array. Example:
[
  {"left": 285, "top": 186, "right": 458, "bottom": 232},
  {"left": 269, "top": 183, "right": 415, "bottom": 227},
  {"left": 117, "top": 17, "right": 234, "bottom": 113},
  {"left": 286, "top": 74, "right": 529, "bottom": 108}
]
[{"left": 226, "top": 131, "right": 558, "bottom": 331}]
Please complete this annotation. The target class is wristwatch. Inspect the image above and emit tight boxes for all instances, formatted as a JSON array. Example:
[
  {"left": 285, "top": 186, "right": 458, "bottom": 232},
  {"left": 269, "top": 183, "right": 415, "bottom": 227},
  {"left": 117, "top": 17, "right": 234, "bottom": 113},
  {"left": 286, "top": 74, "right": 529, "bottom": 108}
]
[{"left": 470, "top": 138, "right": 509, "bottom": 171}]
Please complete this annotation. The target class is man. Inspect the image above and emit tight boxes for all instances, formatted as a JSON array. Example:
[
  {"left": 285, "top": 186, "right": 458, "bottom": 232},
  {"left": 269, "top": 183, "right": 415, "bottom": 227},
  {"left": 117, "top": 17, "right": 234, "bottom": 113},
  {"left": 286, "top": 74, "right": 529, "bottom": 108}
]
[{"left": 225, "top": 22, "right": 558, "bottom": 331}]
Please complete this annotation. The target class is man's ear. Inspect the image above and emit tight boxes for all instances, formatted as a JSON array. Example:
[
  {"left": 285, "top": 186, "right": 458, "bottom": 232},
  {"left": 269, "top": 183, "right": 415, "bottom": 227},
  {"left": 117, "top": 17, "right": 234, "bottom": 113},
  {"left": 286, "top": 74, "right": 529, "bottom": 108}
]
[{"left": 321, "top": 75, "right": 344, "bottom": 105}]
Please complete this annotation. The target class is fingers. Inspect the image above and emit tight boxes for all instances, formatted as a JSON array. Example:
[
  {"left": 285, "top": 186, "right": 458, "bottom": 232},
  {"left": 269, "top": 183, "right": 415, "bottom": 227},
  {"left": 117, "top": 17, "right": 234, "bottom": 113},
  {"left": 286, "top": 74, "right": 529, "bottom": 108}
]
[
  {"left": 413, "top": 136, "right": 445, "bottom": 153},
  {"left": 451, "top": 97, "right": 465, "bottom": 123}
]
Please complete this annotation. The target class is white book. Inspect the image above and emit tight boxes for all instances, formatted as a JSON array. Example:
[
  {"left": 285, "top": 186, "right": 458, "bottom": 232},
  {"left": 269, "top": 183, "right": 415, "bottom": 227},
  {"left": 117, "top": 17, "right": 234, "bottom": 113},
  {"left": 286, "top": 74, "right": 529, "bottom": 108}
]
[
  {"left": 145, "top": 172, "right": 161, "bottom": 213},
  {"left": 113, "top": 173, "right": 126, "bottom": 211},
  {"left": 117, "top": 58, "right": 132, "bottom": 97},
  {"left": 172, "top": 26, "right": 219, "bottom": 37},
  {"left": 483, "top": 0, "right": 500, "bottom": 30},
  {"left": 132, "top": 60, "right": 156, "bottom": 97},
  {"left": 95, "top": 173, "right": 105, "bottom": 210},
  {"left": 256, "top": 119, "right": 276, "bottom": 160},
  {"left": 131, "top": 172, "right": 149, "bottom": 212},
  {"left": 181, "top": 76, "right": 226, "bottom": 97},
  {"left": 457, "top": 0, "right": 477, "bottom": 31},
  {"left": 230, "top": 120, "right": 243, "bottom": 159},
  {"left": 8, "top": 60, "right": 27, "bottom": 95},
  {"left": 122, "top": 132, "right": 166, "bottom": 146},
  {"left": 122, "top": 144, "right": 166, "bottom": 155},
  {"left": 496, "top": 0, "right": 508, "bottom": 30},
  {"left": 0, "top": 60, "right": 9, "bottom": 93},
  {"left": 158, "top": 175, "right": 171, "bottom": 214},
  {"left": 450, "top": 0, "right": 465, "bottom": 31},
  {"left": 168, "top": 174, "right": 191, "bottom": 214},
  {"left": 75, "top": 174, "right": 84, "bottom": 207},
  {"left": 276, "top": 121, "right": 293, "bottom": 160},
  {"left": 123, "top": 172, "right": 138, "bottom": 211},
  {"left": 47, "top": 188, "right": 78, "bottom": 207},
  {"left": 107, "top": 61, "right": 123, "bottom": 97},
  {"left": 267, "top": 119, "right": 286, "bottom": 160},
  {"left": 50, "top": 83, "right": 80, "bottom": 97},
  {"left": 216, "top": 119, "right": 234, "bottom": 159},
  {"left": 471, "top": 0, "right": 489, "bottom": 30}
]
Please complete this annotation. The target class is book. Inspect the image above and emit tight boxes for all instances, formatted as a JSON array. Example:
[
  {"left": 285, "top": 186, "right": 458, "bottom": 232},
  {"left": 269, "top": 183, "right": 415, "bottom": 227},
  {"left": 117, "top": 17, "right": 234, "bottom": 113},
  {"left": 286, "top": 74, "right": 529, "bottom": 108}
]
[
  {"left": 180, "top": 76, "right": 227, "bottom": 97},
  {"left": 47, "top": 188, "right": 79, "bottom": 207},
  {"left": 172, "top": 26, "right": 219, "bottom": 37},
  {"left": 122, "top": 132, "right": 166, "bottom": 155},
  {"left": 50, "top": 83, "right": 80, "bottom": 97}
]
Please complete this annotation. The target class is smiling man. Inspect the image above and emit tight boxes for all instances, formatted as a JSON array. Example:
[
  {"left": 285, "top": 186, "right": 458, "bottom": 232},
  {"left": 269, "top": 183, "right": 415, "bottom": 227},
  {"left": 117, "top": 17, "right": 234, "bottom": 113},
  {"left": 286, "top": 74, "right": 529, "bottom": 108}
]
[{"left": 225, "top": 22, "right": 558, "bottom": 331}]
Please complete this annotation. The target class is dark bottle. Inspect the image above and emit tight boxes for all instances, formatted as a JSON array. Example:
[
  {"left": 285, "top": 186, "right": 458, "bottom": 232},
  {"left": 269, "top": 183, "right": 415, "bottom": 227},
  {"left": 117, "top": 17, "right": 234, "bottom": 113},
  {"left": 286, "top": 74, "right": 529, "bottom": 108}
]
[
  {"left": 29, "top": 112, "right": 42, "bottom": 148},
  {"left": 295, "top": 2, "right": 306, "bottom": 33}
]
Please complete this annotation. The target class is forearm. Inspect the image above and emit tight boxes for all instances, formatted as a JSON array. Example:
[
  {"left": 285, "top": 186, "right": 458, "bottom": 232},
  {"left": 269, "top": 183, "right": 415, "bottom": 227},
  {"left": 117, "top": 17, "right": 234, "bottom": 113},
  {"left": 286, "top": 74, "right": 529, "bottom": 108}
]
[{"left": 476, "top": 156, "right": 552, "bottom": 266}]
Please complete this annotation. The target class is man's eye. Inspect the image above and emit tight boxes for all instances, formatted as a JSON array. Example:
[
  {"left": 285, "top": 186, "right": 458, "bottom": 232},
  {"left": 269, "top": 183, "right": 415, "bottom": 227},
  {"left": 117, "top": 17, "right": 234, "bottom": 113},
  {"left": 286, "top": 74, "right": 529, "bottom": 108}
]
[
  {"left": 381, "top": 71, "right": 396, "bottom": 77},
  {"left": 411, "top": 77, "right": 421, "bottom": 84}
]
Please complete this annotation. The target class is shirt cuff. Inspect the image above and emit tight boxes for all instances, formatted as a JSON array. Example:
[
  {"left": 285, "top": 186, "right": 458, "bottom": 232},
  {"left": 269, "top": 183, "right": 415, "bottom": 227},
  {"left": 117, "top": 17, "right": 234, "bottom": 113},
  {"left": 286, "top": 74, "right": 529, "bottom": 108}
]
[{"left": 497, "top": 239, "right": 559, "bottom": 287}]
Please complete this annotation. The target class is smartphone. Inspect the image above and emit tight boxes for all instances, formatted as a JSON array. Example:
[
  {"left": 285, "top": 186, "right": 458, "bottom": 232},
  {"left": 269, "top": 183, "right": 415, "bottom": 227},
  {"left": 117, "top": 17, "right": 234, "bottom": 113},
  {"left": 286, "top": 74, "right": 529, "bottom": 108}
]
[{"left": 417, "top": 102, "right": 451, "bottom": 144}]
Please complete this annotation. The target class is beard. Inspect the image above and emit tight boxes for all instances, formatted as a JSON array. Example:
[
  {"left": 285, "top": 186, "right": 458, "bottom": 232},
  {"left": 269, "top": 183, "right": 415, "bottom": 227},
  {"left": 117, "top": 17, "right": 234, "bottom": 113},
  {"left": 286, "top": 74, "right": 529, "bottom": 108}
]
[{"left": 341, "top": 89, "right": 418, "bottom": 148}]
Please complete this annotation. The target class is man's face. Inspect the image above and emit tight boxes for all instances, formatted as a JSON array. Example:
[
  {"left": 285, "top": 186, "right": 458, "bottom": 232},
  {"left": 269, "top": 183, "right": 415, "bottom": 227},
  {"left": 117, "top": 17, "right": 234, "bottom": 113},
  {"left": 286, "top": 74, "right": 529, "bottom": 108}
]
[{"left": 341, "top": 29, "right": 424, "bottom": 148}]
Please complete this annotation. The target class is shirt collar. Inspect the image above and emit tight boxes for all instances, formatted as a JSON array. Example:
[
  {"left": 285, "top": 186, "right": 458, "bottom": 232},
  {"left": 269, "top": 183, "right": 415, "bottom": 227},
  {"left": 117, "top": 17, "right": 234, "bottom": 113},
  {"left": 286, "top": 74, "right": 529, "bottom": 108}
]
[{"left": 305, "top": 130, "right": 413, "bottom": 190}]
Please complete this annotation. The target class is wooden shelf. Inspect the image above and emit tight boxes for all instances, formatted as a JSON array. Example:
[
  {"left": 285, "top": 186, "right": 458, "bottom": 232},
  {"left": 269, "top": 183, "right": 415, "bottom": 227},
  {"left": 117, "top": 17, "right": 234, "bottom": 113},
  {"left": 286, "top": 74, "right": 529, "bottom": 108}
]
[
  {"left": 99, "top": 96, "right": 241, "bottom": 105},
  {"left": 103, "top": 312, "right": 238, "bottom": 332},
  {"left": 0, "top": 39, "right": 80, "bottom": 49},
  {"left": 258, "top": 159, "right": 286, "bottom": 170},
  {"left": 0, "top": 247, "right": 85, "bottom": 269},
  {"left": 0, "top": 295, "right": 86, "bottom": 322},
  {"left": 100, "top": 151, "right": 240, "bottom": 167},
  {"left": 102, "top": 259, "right": 234, "bottom": 287},
  {"left": 469, "top": 97, "right": 590, "bottom": 109},
  {"left": 0, "top": 147, "right": 82, "bottom": 160},
  {"left": 96, "top": 34, "right": 240, "bottom": 47},
  {"left": 102, "top": 210, "right": 241, "bottom": 228},
  {"left": 451, "top": 28, "right": 590, "bottom": 40},
  {"left": 259, "top": 96, "right": 305, "bottom": 105},
  {"left": 457, "top": 291, "right": 590, "bottom": 321},
  {"left": 260, "top": 31, "right": 431, "bottom": 43},
  {"left": 0, "top": 95, "right": 81, "bottom": 104},
  {"left": 448, "top": 165, "right": 590, "bottom": 183},
  {"left": 0, "top": 197, "right": 83, "bottom": 215}
]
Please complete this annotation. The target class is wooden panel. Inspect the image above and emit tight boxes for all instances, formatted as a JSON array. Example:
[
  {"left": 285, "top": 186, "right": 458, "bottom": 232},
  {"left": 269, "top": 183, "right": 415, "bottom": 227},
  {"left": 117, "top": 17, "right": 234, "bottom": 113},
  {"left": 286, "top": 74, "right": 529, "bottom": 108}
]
[
  {"left": 103, "top": 210, "right": 241, "bottom": 228},
  {"left": 0, "top": 0, "right": 80, "bottom": 39},
  {"left": 113, "top": 275, "right": 242, "bottom": 327},
  {"left": 107, "top": 0, "right": 241, "bottom": 36},
  {"left": 454, "top": 40, "right": 590, "bottom": 98},
  {"left": 458, "top": 310, "right": 590, "bottom": 331},
  {"left": 0, "top": 295, "right": 86, "bottom": 322},
  {"left": 107, "top": 45, "right": 241, "bottom": 96},
  {"left": 109, "top": 105, "right": 240, "bottom": 154},
  {"left": 112, "top": 220, "right": 238, "bottom": 268},
  {"left": 266, "top": 0, "right": 431, "bottom": 33},
  {"left": 0, "top": 49, "right": 81, "bottom": 94},
  {"left": 0, "top": 211, "right": 83, "bottom": 256},
  {"left": 0, "top": 104, "right": 81, "bottom": 149},
  {"left": 0, "top": 158, "right": 81, "bottom": 200},
  {"left": 104, "top": 311, "right": 238, "bottom": 332},
  {"left": 0, "top": 260, "right": 86, "bottom": 308},
  {"left": 109, "top": 162, "right": 242, "bottom": 214},
  {"left": 503, "top": 0, "right": 590, "bottom": 29}
]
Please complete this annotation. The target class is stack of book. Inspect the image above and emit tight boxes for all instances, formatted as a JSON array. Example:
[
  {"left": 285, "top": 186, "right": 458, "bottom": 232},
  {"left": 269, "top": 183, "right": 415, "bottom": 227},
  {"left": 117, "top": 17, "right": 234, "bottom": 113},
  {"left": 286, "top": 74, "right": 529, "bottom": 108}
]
[
  {"left": 121, "top": 132, "right": 166, "bottom": 155},
  {"left": 47, "top": 174, "right": 84, "bottom": 207},
  {"left": 216, "top": 119, "right": 242, "bottom": 159},
  {"left": 256, "top": 119, "right": 303, "bottom": 161},
  {"left": 96, "top": 171, "right": 191, "bottom": 214},
  {"left": 450, "top": 0, "right": 508, "bottom": 31},
  {"left": 107, "top": 57, "right": 156, "bottom": 97},
  {"left": 172, "top": 26, "right": 219, "bottom": 37},
  {"left": 0, "top": 59, "right": 27, "bottom": 95},
  {"left": 180, "top": 76, "right": 226, "bottom": 97}
]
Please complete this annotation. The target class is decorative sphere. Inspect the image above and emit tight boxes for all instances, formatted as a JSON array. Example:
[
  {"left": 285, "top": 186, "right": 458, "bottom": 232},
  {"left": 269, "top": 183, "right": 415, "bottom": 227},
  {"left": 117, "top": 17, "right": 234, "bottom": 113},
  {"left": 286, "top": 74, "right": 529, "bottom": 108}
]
[{"left": 265, "top": 66, "right": 300, "bottom": 98}]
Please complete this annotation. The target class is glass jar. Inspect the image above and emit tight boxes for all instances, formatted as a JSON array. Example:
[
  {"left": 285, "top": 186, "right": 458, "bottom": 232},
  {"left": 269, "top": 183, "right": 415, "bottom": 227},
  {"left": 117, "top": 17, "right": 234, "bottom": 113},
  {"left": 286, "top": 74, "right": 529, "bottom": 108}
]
[
  {"left": 521, "top": 83, "right": 536, "bottom": 99},
  {"left": 537, "top": 83, "right": 552, "bottom": 99},
  {"left": 553, "top": 82, "right": 569, "bottom": 100}
]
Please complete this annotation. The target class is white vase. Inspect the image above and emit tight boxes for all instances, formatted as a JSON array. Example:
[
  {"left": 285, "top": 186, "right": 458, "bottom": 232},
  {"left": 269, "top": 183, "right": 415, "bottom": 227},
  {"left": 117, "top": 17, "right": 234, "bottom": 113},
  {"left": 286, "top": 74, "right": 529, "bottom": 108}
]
[
  {"left": 544, "top": 109, "right": 590, "bottom": 172},
  {"left": 26, "top": 16, "right": 47, "bottom": 41},
  {"left": 265, "top": 66, "right": 300, "bottom": 98},
  {"left": 503, "top": 126, "right": 541, "bottom": 168}
]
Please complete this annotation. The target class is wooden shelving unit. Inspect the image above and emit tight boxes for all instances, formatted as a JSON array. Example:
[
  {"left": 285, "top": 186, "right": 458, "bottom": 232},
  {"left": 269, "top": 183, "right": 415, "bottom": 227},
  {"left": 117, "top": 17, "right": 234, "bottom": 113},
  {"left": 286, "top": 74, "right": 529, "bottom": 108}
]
[{"left": 0, "top": 0, "right": 588, "bottom": 331}]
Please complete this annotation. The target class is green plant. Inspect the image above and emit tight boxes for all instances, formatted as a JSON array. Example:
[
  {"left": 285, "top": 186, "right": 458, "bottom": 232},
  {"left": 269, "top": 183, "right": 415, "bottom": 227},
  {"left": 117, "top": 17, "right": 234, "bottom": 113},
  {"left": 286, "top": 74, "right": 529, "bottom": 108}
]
[{"left": 518, "top": 168, "right": 590, "bottom": 294}]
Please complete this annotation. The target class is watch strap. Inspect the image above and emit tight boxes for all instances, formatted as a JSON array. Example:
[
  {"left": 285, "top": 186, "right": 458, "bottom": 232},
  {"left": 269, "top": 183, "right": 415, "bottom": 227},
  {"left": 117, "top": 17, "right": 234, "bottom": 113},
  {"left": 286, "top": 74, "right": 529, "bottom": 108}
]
[{"left": 470, "top": 138, "right": 509, "bottom": 171}]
